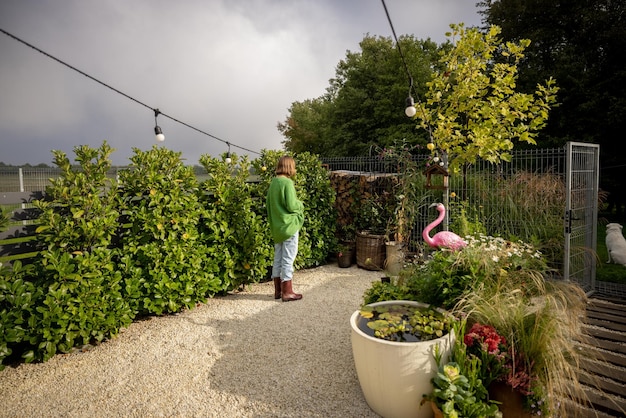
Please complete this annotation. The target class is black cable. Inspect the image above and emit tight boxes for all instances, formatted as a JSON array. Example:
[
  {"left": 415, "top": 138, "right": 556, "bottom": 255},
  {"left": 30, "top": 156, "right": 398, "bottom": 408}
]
[
  {"left": 380, "top": 0, "right": 413, "bottom": 89},
  {"left": 380, "top": 0, "right": 434, "bottom": 141},
  {"left": 0, "top": 27, "right": 260, "bottom": 156}
]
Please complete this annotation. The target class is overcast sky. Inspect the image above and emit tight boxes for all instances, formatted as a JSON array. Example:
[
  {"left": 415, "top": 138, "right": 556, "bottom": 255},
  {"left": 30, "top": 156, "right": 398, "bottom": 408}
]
[{"left": 0, "top": 0, "right": 482, "bottom": 166}]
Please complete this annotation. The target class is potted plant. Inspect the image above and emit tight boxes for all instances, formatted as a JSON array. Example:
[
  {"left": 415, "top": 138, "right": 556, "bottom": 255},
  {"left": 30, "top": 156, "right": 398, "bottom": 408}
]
[
  {"left": 336, "top": 223, "right": 356, "bottom": 266},
  {"left": 377, "top": 140, "right": 430, "bottom": 275},
  {"left": 350, "top": 300, "right": 456, "bottom": 418},
  {"left": 354, "top": 194, "right": 391, "bottom": 270},
  {"left": 422, "top": 321, "right": 502, "bottom": 418},
  {"left": 385, "top": 234, "right": 589, "bottom": 417},
  {"left": 337, "top": 242, "right": 354, "bottom": 268},
  {"left": 424, "top": 361, "right": 501, "bottom": 418}
]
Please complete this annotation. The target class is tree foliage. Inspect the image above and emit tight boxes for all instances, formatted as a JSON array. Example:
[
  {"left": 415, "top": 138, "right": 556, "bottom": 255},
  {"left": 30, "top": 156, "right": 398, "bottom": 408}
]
[
  {"left": 412, "top": 24, "right": 558, "bottom": 173},
  {"left": 278, "top": 35, "right": 441, "bottom": 156},
  {"left": 477, "top": 0, "right": 626, "bottom": 190}
]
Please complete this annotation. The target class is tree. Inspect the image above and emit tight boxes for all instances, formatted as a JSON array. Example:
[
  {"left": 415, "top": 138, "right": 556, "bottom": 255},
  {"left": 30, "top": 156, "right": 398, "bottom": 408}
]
[
  {"left": 278, "top": 35, "right": 441, "bottom": 156},
  {"left": 412, "top": 23, "right": 558, "bottom": 173},
  {"left": 477, "top": 0, "right": 626, "bottom": 208},
  {"left": 278, "top": 98, "right": 332, "bottom": 155},
  {"left": 477, "top": 0, "right": 626, "bottom": 146}
]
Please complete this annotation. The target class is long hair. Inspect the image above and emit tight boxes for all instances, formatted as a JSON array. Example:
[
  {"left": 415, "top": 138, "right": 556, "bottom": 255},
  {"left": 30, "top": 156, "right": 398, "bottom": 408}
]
[{"left": 275, "top": 156, "right": 296, "bottom": 177}]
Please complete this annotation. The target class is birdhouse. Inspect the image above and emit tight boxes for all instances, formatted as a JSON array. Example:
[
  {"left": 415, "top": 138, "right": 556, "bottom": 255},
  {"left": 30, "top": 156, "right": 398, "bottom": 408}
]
[{"left": 423, "top": 164, "right": 449, "bottom": 190}]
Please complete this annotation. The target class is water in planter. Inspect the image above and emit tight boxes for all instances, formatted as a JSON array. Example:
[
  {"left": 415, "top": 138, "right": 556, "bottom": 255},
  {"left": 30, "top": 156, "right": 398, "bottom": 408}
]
[{"left": 357, "top": 303, "right": 452, "bottom": 343}]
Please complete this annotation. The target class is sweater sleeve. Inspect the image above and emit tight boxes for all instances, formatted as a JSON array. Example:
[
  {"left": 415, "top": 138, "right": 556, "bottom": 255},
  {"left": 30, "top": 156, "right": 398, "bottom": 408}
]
[
  {"left": 266, "top": 177, "right": 304, "bottom": 243},
  {"left": 284, "top": 181, "right": 304, "bottom": 214}
]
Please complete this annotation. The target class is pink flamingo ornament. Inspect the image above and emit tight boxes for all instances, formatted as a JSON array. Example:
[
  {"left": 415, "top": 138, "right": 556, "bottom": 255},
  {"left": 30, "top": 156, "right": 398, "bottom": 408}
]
[{"left": 422, "top": 203, "right": 467, "bottom": 250}]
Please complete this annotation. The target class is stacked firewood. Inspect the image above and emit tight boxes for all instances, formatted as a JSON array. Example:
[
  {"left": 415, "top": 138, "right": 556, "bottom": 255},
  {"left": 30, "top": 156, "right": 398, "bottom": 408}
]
[{"left": 329, "top": 170, "right": 398, "bottom": 232}]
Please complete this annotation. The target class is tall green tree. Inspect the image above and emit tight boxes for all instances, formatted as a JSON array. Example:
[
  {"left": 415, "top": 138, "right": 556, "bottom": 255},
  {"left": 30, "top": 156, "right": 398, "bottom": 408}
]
[
  {"left": 477, "top": 0, "right": 626, "bottom": 197},
  {"left": 278, "top": 35, "right": 441, "bottom": 156},
  {"left": 413, "top": 23, "right": 558, "bottom": 173}
]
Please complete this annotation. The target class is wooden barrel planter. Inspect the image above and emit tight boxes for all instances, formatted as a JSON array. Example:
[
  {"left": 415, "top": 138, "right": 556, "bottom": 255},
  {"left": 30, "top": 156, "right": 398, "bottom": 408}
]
[{"left": 356, "top": 231, "right": 386, "bottom": 271}]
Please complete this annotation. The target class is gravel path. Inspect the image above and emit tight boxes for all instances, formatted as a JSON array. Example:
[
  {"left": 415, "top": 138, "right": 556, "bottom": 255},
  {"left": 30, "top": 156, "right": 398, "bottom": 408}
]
[{"left": 0, "top": 264, "right": 382, "bottom": 418}]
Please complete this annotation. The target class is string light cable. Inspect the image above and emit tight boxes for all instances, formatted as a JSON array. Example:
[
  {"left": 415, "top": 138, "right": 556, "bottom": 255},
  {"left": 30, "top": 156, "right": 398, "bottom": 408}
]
[
  {"left": 0, "top": 27, "right": 259, "bottom": 156},
  {"left": 379, "top": 0, "right": 435, "bottom": 146}
]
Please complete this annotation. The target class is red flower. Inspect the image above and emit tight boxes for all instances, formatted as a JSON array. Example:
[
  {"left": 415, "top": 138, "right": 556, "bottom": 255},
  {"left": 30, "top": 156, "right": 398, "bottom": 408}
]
[{"left": 464, "top": 323, "right": 506, "bottom": 355}]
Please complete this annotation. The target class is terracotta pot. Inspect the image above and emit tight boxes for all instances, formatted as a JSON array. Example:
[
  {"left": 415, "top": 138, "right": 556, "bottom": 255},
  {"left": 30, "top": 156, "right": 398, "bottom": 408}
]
[
  {"left": 488, "top": 382, "right": 533, "bottom": 418},
  {"left": 430, "top": 402, "right": 444, "bottom": 418}
]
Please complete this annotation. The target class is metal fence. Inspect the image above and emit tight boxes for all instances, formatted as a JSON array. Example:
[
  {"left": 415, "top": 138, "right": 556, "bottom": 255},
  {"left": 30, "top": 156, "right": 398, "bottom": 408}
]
[
  {"left": 0, "top": 166, "right": 131, "bottom": 192},
  {"left": 0, "top": 148, "right": 568, "bottom": 265},
  {"left": 323, "top": 147, "right": 567, "bottom": 269}
]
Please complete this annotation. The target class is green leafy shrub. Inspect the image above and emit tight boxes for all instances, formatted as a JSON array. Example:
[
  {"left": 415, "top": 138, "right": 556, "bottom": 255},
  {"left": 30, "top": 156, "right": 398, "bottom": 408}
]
[
  {"left": 35, "top": 144, "right": 121, "bottom": 252},
  {"left": 0, "top": 145, "right": 339, "bottom": 369},
  {"left": 117, "top": 146, "right": 222, "bottom": 315},
  {"left": 253, "top": 150, "right": 336, "bottom": 269},
  {"left": 0, "top": 207, "right": 9, "bottom": 232},
  {"left": 198, "top": 152, "right": 272, "bottom": 290},
  {"left": 11, "top": 143, "right": 134, "bottom": 364},
  {"left": 0, "top": 261, "right": 42, "bottom": 369},
  {"left": 30, "top": 248, "right": 132, "bottom": 362},
  {"left": 362, "top": 280, "right": 411, "bottom": 305},
  {"left": 399, "top": 235, "right": 549, "bottom": 309}
]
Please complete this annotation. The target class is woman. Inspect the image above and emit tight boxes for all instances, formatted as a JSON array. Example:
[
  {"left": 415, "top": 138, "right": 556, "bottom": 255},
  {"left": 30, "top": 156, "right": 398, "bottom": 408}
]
[{"left": 266, "top": 155, "right": 304, "bottom": 302}]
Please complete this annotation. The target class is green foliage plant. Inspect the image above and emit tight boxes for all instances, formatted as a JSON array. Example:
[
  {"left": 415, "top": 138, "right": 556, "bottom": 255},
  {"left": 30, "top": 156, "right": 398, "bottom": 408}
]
[
  {"left": 408, "top": 232, "right": 589, "bottom": 416},
  {"left": 0, "top": 145, "right": 340, "bottom": 369},
  {"left": 0, "top": 260, "right": 42, "bottom": 369},
  {"left": 377, "top": 139, "right": 431, "bottom": 246},
  {"left": 198, "top": 152, "right": 272, "bottom": 291},
  {"left": 423, "top": 321, "right": 501, "bottom": 418},
  {"left": 354, "top": 193, "right": 390, "bottom": 236},
  {"left": 35, "top": 143, "right": 120, "bottom": 252},
  {"left": 117, "top": 146, "right": 221, "bottom": 316},
  {"left": 456, "top": 278, "right": 588, "bottom": 417},
  {"left": 0, "top": 206, "right": 9, "bottom": 231},
  {"left": 362, "top": 279, "right": 411, "bottom": 305},
  {"left": 400, "top": 235, "right": 550, "bottom": 310},
  {"left": 413, "top": 23, "right": 559, "bottom": 174},
  {"left": 23, "top": 142, "right": 132, "bottom": 363},
  {"left": 253, "top": 150, "right": 336, "bottom": 270}
]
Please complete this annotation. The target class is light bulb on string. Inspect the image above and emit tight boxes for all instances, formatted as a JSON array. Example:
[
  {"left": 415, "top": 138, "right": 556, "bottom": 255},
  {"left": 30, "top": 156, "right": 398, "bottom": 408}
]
[
  {"left": 154, "top": 109, "right": 165, "bottom": 142},
  {"left": 405, "top": 96, "right": 416, "bottom": 117},
  {"left": 225, "top": 142, "right": 232, "bottom": 164}
]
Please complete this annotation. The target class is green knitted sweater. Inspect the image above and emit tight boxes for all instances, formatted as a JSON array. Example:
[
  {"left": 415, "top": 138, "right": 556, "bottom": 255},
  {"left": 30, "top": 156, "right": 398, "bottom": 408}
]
[{"left": 266, "top": 176, "right": 304, "bottom": 243}]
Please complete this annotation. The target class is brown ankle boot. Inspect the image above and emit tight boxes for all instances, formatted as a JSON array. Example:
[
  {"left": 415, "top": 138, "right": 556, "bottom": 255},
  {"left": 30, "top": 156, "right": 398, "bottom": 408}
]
[
  {"left": 281, "top": 280, "right": 302, "bottom": 302},
  {"left": 273, "top": 277, "right": 282, "bottom": 299}
]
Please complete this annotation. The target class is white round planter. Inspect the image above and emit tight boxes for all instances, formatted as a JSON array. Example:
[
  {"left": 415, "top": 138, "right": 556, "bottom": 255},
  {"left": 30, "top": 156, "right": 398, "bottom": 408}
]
[{"left": 350, "top": 300, "right": 455, "bottom": 418}]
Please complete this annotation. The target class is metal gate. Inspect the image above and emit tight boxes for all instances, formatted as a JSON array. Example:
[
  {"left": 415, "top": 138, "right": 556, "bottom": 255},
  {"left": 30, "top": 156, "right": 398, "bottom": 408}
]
[{"left": 563, "top": 142, "right": 600, "bottom": 293}]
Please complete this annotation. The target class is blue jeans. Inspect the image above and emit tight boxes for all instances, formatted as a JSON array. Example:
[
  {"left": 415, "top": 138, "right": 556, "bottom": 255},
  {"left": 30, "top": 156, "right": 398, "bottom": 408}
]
[{"left": 272, "top": 232, "right": 298, "bottom": 282}]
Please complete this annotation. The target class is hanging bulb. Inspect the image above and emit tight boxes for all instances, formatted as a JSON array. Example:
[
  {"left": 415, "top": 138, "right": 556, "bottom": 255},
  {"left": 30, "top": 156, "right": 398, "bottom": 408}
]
[
  {"left": 224, "top": 142, "right": 232, "bottom": 164},
  {"left": 153, "top": 108, "right": 165, "bottom": 142},
  {"left": 154, "top": 126, "right": 165, "bottom": 142},
  {"left": 427, "top": 141, "right": 435, "bottom": 151},
  {"left": 405, "top": 96, "right": 416, "bottom": 117}
]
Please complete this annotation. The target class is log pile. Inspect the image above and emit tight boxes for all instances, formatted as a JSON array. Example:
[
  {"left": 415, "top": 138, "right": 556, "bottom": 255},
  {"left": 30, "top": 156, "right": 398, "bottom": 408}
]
[{"left": 329, "top": 170, "right": 398, "bottom": 236}]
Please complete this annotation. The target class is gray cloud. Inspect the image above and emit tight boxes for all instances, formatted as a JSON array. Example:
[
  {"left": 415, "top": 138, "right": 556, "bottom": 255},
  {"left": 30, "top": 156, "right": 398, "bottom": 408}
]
[{"left": 0, "top": 0, "right": 482, "bottom": 166}]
